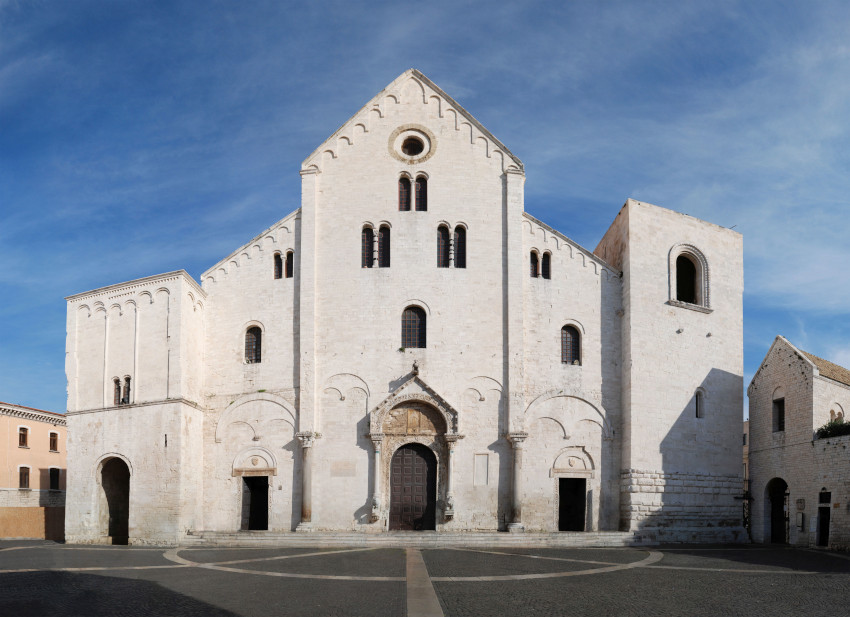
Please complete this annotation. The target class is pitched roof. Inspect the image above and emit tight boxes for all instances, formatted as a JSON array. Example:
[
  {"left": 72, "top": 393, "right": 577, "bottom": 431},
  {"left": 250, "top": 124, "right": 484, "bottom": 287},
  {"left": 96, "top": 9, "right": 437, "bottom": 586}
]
[{"left": 801, "top": 350, "right": 850, "bottom": 387}]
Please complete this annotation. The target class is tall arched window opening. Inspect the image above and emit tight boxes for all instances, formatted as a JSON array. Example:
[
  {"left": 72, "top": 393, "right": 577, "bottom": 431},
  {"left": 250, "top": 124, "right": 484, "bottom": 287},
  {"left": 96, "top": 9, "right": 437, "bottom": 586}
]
[
  {"left": 454, "top": 226, "right": 466, "bottom": 268},
  {"left": 285, "top": 251, "right": 294, "bottom": 279},
  {"left": 378, "top": 226, "right": 391, "bottom": 267},
  {"left": 399, "top": 178, "right": 411, "bottom": 211},
  {"left": 437, "top": 226, "right": 450, "bottom": 268},
  {"left": 695, "top": 391, "right": 705, "bottom": 419},
  {"left": 561, "top": 325, "right": 581, "bottom": 365},
  {"left": 113, "top": 378, "right": 121, "bottom": 406},
  {"left": 415, "top": 177, "right": 428, "bottom": 211},
  {"left": 530, "top": 251, "right": 539, "bottom": 278},
  {"left": 542, "top": 253, "right": 551, "bottom": 279},
  {"left": 401, "top": 307, "right": 427, "bottom": 348},
  {"left": 361, "top": 227, "right": 374, "bottom": 268},
  {"left": 676, "top": 255, "right": 697, "bottom": 304},
  {"left": 245, "top": 327, "right": 262, "bottom": 364},
  {"left": 274, "top": 253, "right": 283, "bottom": 279},
  {"left": 122, "top": 377, "right": 131, "bottom": 405}
]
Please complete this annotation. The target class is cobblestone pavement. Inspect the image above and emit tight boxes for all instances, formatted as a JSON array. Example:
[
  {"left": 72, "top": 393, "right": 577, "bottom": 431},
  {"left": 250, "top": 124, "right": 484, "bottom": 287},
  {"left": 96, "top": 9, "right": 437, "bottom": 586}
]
[{"left": 1, "top": 541, "right": 848, "bottom": 616}]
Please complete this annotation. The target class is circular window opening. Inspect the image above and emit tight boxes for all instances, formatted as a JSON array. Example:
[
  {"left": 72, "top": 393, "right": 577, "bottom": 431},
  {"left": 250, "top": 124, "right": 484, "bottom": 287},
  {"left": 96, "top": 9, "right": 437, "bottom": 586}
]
[{"left": 401, "top": 137, "right": 425, "bottom": 156}]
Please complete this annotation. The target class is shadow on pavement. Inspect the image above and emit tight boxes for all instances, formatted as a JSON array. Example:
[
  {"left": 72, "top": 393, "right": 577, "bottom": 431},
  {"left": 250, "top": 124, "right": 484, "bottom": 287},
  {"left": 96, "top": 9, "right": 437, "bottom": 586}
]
[{"left": 0, "top": 571, "right": 241, "bottom": 617}]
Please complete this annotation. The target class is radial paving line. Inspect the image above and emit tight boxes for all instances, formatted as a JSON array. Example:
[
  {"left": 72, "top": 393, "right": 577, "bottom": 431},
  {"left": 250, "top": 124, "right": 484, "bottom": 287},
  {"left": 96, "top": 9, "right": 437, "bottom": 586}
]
[
  {"left": 165, "top": 546, "right": 379, "bottom": 567},
  {"left": 406, "top": 548, "right": 445, "bottom": 617},
  {"left": 430, "top": 550, "right": 665, "bottom": 582},
  {"left": 450, "top": 547, "right": 630, "bottom": 566}
]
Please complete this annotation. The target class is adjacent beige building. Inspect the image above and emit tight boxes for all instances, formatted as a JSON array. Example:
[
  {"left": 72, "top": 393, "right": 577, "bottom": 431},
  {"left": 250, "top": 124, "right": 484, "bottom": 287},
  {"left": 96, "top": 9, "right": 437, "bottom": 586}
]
[
  {"left": 748, "top": 336, "right": 850, "bottom": 549},
  {"left": 0, "top": 401, "right": 66, "bottom": 540},
  {"left": 64, "top": 70, "right": 746, "bottom": 545}
]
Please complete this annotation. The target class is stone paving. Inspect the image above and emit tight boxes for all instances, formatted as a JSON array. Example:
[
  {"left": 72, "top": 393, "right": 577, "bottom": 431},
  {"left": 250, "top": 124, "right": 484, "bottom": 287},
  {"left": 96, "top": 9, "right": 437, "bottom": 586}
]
[{"left": 0, "top": 541, "right": 848, "bottom": 616}]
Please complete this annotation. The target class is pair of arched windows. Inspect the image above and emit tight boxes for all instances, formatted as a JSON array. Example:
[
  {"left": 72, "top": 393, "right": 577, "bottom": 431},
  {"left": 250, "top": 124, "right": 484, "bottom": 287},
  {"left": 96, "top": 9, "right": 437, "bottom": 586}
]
[
  {"left": 561, "top": 326, "right": 581, "bottom": 365},
  {"left": 274, "top": 251, "right": 294, "bottom": 279},
  {"left": 437, "top": 226, "right": 466, "bottom": 268},
  {"left": 530, "top": 251, "right": 551, "bottom": 279},
  {"left": 113, "top": 377, "right": 131, "bottom": 405},
  {"left": 245, "top": 327, "right": 262, "bottom": 364},
  {"left": 399, "top": 176, "right": 427, "bottom": 211},
  {"left": 362, "top": 226, "right": 391, "bottom": 268},
  {"left": 401, "top": 306, "right": 426, "bottom": 348}
]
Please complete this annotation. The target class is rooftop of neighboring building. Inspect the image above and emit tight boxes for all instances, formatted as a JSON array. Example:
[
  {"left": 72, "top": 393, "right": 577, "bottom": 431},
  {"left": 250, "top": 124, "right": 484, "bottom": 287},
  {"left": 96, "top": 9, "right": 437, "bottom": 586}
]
[
  {"left": 800, "top": 351, "right": 850, "bottom": 387},
  {"left": 0, "top": 401, "right": 66, "bottom": 424}
]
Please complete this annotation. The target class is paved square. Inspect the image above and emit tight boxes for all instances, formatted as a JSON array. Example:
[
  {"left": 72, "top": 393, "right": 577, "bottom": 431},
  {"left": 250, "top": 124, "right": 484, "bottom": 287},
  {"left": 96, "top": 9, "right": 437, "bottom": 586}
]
[{"left": 0, "top": 541, "right": 848, "bottom": 616}]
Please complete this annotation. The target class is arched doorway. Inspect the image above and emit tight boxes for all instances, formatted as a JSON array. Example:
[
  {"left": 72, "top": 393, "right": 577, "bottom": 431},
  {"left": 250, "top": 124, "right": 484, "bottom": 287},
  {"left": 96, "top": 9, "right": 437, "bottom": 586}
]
[
  {"left": 101, "top": 458, "right": 130, "bottom": 545},
  {"left": 766, "top": 477, "right": 788, "bottom": 544},
  {"left": 389, "top": 444, "right": 436, "bottom": 531}
]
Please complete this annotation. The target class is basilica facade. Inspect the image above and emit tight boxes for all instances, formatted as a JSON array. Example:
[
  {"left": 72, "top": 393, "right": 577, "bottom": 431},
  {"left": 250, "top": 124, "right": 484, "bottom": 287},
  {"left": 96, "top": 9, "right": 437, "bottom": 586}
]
[{"left": 64, "top": 70, "right": 745, "bottom": 544}]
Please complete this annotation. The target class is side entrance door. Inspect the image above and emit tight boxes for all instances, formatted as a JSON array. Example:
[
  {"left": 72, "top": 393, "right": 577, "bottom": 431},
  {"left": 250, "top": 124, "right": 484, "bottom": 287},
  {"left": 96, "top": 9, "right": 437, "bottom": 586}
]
[
  {"left": 389, "top": 444, "right": 436, "bottom": 531},
  {"left": 558, "top": 478, "right": 587, "bottom": 531}
]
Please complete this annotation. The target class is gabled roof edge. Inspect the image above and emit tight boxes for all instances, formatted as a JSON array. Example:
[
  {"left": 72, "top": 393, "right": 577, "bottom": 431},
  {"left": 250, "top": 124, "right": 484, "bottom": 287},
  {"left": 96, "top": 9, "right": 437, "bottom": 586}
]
[
  {"left": 748, "top": 335, "right": 816, "bottom": 391},
  {"left": 523, "top": 212, "right": 620, "bottom": 274}
]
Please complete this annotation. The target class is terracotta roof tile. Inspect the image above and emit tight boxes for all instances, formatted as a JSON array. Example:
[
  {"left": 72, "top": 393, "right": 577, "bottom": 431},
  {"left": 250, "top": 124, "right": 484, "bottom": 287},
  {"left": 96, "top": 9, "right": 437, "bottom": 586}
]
[{"left": 801, "top": 351, "right": 850, "bottom": 387}]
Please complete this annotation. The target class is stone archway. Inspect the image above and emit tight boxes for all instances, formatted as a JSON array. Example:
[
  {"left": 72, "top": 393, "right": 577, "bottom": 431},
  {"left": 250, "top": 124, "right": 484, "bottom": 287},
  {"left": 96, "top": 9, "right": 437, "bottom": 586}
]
[
  {"left": 766, "top": 477, "right": 788, "bottom": 544},
  {"left": 101, "top": 458, "right": 130, "bottom": 545}
]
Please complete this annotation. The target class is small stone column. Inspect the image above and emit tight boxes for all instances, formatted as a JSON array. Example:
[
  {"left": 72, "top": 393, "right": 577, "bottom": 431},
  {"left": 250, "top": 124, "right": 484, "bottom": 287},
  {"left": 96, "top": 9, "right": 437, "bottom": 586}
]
[
  {"left": 507, "top": 432, "right": 528, "bottom": 532},
  {"left": 296, "top": 431, "right": 319, "bottom": 531},
  {"left": 444, "top": 434, "right": 462, "bottom": 518},
  {"left": 369, "top": 434, "right": 384, "bottom": 523}
]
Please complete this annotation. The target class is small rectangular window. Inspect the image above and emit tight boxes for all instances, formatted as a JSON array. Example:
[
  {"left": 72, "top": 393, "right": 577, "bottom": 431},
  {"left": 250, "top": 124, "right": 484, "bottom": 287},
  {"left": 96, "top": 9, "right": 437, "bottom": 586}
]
[
  {"left": 743, "top": 433, "right": 747, "bottom": 446},
  {"left": 49, "top": 468, "right": 60, "bottom": 490},
  {"left": 819, "top": 491, "right": 831, "bottom": 504},
  {"left": 50, "top": 432, "right": 59, "bottom": 452},
  {"left": 19, "top": 467, "right": 30, "bottom": 489},
  {"left": 772, "top": 398, "right": 785, "bottom": 432},
  {"left": 18, "top": 427, "right": 28, "bottom": 447}
]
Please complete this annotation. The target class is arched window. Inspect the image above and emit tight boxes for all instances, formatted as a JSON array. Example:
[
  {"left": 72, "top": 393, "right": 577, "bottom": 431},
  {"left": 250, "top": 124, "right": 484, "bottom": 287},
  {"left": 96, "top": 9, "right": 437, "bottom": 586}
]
[
  {"left": 274, "top": 253, "right": 283, "bottom": 279},
  {"left": 18, "top": 427, "right": 28, "bottom": 448},
  {"left": 113, "top": 378, "right": 121, "bottom": 405},
  {"left": 378, "top": 226, "right": 391, "bottom": 268},
  {"left": 437, "top": 226, "right": 450, "bottom": 268},
  {"left": 695, "top": 391, "right": 705, "bottom": 419},
  {"left": 542, "top": 253, "right": 551, "bottom": 279},
  {"left": 285, "top": 251, "right": 294, "bottom": 279},
  {"left": 676, "top": 255, "right": 697, "bottom": 304},
  {"left": 454, "top": 226, "right": 466, "bottom": 268},
  {"left": 530, "top": 251, "right": 539, "bottom": 278},
  {"left": 561, "top": 325, "right": 581, "bottom": 365},
  {"left": 361, "top": 227, "right": 374, "bottom": 268},
  {"left": 122, "top": 377, "right": 131, "bottom": 405},
  {"left": 415, "top": 177, "right": 427, "bottom": 211},
  {"left": 399, "top": 177, "right": 411, "bottom": 211},
  {"left": 245, "top": 327, "right": 262, "bottom": 364},
  {"left": 402, "top": 306, "right": 427, "bottom": 348}
]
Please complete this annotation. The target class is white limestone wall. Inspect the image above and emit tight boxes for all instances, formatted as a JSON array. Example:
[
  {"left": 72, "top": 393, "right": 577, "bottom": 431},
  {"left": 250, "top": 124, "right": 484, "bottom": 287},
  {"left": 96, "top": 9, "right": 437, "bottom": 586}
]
[
  {"left": 300, "top": 75, "right": 518, "bottom": 530},
  {"left": 64, "top": 401, "right": 203, "bottom": 545},
  {"left": 519, "top": 217, "right": 623, "bottom": 531},
  {"left": 65, "top": 272, "right": 205, "bottom": 411},
  {"left": 597, "top": 200, "right": 744, "bottom": 532}
]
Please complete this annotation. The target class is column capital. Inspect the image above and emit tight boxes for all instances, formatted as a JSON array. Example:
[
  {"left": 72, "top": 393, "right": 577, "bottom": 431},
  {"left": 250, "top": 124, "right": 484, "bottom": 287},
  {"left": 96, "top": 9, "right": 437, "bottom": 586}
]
[
  {"left": 296, "top": 431, "right": 321, "bottom": 448},
  {"left": 368, "top": 433, "right": 385, "bottom": 450},
  {"left": 506, "top": 431, "right": 528, "bottom": 446}
]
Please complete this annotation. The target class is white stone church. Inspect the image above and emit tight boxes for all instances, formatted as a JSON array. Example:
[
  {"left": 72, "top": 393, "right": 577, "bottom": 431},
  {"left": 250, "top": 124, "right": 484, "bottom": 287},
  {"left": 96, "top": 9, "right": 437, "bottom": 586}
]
[{"left": 64, "top": 70, "right": 745, "bottom": 545}]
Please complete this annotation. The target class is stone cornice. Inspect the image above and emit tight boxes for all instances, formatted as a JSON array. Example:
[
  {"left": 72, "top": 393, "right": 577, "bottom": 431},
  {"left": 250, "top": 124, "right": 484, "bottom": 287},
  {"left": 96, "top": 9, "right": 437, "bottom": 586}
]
[
  {"left": 66, "top": 398, "right": 204, "bottom": 416},
  {"left": 65, "top": 270, "right": 205, "bottom": 303},
  {"left": 0, "top": 403, "right": 66, "bottom": 425}
]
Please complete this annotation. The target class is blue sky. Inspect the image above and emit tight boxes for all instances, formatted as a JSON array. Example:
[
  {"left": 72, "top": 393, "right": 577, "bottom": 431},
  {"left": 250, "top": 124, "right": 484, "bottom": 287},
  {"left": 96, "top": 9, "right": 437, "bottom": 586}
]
[{"left": 2, "top": 0, "right": 849, "bottom": 415}]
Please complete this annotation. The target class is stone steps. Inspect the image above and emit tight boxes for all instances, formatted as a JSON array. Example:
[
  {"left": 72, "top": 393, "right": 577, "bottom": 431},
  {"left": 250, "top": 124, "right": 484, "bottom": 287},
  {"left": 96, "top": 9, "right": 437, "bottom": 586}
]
[{"left": 180, "top": 530, "right": 651, "bottom": 548}]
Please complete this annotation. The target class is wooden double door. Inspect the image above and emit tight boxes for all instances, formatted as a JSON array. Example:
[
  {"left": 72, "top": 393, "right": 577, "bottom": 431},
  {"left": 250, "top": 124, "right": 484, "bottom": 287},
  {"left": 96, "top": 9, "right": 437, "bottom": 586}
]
[{"left": 389, "top": 444, "right": 436, "bottom": 531}]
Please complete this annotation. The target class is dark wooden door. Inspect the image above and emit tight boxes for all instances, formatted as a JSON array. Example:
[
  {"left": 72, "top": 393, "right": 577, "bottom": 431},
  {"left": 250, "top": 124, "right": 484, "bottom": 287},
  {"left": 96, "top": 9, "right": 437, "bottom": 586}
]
[
  {"left": 389, "top": 444, "right": 436, "bottom": 530},
  {"left": 558, "top": 478, "right": 586, "bottom": 531}
]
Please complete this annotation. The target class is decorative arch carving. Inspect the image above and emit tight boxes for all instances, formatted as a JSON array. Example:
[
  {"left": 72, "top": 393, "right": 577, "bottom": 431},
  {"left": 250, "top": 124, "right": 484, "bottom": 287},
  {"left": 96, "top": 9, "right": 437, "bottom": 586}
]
[
  {"left": 232, "top": 446, "right": 277, "bottom": 477},
  {"left": 94, "top": 452, "right": 133, "bottom": 478},
  {"left": 324, "top": 373, "right": 370, "bottom": 402},
  {"left": 668, "top": 243, "right": 711, "bottom": 309},
  {"left": 551, "top": 446, "right": 595, "bottom": 478},
  {"left": 525, "top": 390, "right": 613, "bottom": 440},
  {"left": 215, "top": 392, "right": 296, "bottom": 443},
  {"left": 369, "top": 376, "right": 459, "bottom": 435}
]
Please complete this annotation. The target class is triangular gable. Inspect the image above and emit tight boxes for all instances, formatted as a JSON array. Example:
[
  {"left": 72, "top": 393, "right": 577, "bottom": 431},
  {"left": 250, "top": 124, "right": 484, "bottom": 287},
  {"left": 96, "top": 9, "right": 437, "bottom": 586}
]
[
  {"left": 369, "top": 367, "right": 460, "bottom": 436},
  {"left": 748, "top": 335, "right": 817, "bottom": 393},
  {"left": 301, "top": 68, "right": 523, "bottom": 172},
  {"left": 200, "top": 208, "right": 300, "bottom": 282}
]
